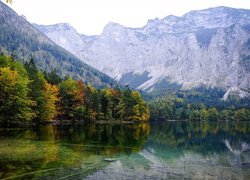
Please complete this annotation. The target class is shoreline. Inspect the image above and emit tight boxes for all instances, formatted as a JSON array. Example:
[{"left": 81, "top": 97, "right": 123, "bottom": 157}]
[
  {"left": 1, "top": 119, "right": 249, "bottom": 128},
  {"left": 0, "top": 119, "right": 148, "bottom": 127}
]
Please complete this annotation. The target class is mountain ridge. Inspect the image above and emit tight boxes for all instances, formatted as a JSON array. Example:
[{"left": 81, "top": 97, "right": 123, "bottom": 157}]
[{"left": 35, "top": 6, "right": 250, "bottom": 97}]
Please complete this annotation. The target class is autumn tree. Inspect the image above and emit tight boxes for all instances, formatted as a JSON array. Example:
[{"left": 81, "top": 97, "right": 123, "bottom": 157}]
[
  {"left": 25, "top": 59, "right": 59, "bottom": 122},
  {"left": 0, "top": 56, "right": 34, "bottom": 123},
  {"left": 58, "top": 78, "right": 86, "bottom": 120},
  {"left": 5, "top": 0, "right": 13, "bottom": 4},
  {"left": 131, "top": 91, "right": 150, "bottom": 121}
]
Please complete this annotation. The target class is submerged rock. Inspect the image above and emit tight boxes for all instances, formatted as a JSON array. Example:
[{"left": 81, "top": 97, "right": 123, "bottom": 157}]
[{"left": 104, "top": 158, "right": 117, "bottom": 162}]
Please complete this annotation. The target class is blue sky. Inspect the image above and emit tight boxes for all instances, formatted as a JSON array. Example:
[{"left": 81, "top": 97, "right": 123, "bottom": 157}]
[{"left": 4, "top": 0, "right": 250, "bottom": 35}]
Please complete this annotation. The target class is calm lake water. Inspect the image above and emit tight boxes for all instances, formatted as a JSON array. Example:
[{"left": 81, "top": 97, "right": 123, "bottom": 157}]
[{"left": 0, "top": 121, "right": 249, "bottom": 179}]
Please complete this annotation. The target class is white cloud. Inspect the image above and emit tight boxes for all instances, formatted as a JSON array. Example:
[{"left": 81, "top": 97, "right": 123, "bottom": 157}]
[{"left": 4, "top": 0, "right": 250, "bottom": 35}]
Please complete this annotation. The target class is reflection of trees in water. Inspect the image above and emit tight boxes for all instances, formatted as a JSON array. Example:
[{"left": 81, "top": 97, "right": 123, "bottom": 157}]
[
  {"left": 57, "top": 123, "right": 150, "bottom": 154},
  {"left": 149, "top": 121, "right": 250, "bottom": 155},
  {"left": 144, "top": 121, "right": 250, "bottom": 178},
  {"left": 0, "top": 124, "right": 150, "bottom": 179}
]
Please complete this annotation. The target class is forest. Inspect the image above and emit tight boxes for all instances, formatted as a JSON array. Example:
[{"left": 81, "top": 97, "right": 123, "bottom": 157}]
[
  {"left": 0, "top": 55, "right": 150, "bottom": 124},
  {"left": 147, "top": 90, "right": 250, "bottom": 121}
]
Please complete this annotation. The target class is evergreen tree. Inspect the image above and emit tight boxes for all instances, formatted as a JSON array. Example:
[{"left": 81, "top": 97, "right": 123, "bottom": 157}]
[
  {"left": 25, "top": 59, "right": 59, "bottom": 122},
  {"left": 45, "top": 68, "right": 62, "bottom": 85}
]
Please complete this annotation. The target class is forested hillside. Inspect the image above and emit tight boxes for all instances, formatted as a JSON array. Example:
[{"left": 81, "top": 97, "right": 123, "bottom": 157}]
[
  {"left": 0, "top": 1, "right": 115, "bottom": 88},
  {"left": 0, "top": 55, "right": 149, "bottom": 124}
]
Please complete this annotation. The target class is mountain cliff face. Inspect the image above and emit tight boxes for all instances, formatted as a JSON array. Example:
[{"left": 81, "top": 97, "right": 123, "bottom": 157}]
[
  {"left": 0, "top": 1, "right": 115, "bottom": 88},
  {"left": 36, "top": 7, "right": 250, "bottom": 95}
]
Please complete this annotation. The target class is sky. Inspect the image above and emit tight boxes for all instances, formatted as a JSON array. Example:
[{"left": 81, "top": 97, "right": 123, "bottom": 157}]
[{"left": 4, "top": 0, "right": 250, "bottom": 35}]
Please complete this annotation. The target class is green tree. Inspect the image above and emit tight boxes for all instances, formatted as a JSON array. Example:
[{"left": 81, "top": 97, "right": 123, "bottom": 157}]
[
  {"left": 100, "top": 89, "right": 110, "bottom": 119},
  {"left": 44, "top": 68, "right": 62, "bottom": 85},
  {"left": 25, "top": 60, "right": 59, "bottom": 122},
  {"left": 234, "top": 109, "right": 248, "bottom": 121},
  {"left": 131, "top": 91, "right": 150, "bottom": 121},
  {"left": 220, "top": 110, "right": 229, "bottom": 120},
  {"left": 200, "top": 109, "right": 209, "bottom": 121},
  {"left": 189, "top": 110, "right": 200, "bottom": 120},
  {"left": 0, "top": 56, "right": 35, "bottom": 123},
  {"left": 208, "top": 107, "right": 219, "bottom": 121},
  {"left": 58, "top": 78, "right": 80, "bottom": 119}
]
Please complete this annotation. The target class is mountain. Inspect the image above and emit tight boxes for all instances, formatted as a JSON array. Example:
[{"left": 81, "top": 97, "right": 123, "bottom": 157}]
[
  {"left": 0, "top": 1, "right": 115, "bottom": 88},
  {"left": 36, "top": 6, "right": 250, "bottom": 97}
]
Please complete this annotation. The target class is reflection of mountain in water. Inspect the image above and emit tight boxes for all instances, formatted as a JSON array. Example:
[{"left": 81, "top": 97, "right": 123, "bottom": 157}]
[
  {"left": 0, "top": 122, "right": 249, "bottom": 179},
  {"left": 224, "top": 139, "right": 250, "bottom": 155},
  {"left": 86, "top": 122, "right": 250, "bottom": 179},
  {"left": 146, "top": 121, "right": 250, "bottom": 168}
]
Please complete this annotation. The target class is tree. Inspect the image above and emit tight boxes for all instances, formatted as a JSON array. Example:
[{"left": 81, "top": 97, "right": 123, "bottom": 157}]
[
  {"left": 25, "top": 60, "right": 59, "bottom": 122},
  {"left": 35, "top": 72, "right": 59, "bottom": 121},
  {"left": 109, "top": 89, "right": 121, "bottom": 119},
  {"left": 0, "top": 56, "right": 35, "bottom": 123},
  {"left": 189, "top": 110, "right": 200, "bottom": 120},
  {"left": 5, "top": 0, "right": 13, "bottom": 4},
  {"left": 58, "top": 78, "right": 86, "bottom": 120},
  {"left": 200, "top": 109, "right": 209, "bottom": 121},
  {"left": 220, "top": 110, "right": 229, "bottom": 120},
  {"left": 118, "top": 87, "right": 135, "bottom": 120},
  {"left": 131, "top": 91, "right": 150, "bottom": 121},
  {"left": 208, "top": 107, "right": 219, "bottom": 121},
  {"left": 100, "top": 90, "right": 109, "bottom": 119},
  {"left": 44, "top": 68, "right": 62, "bottom": 85},
  {"left": 234, "top": 109, "right": 247, "bottom": 121},
  {"left": 84, "top": 85, "right": 96, "bottom": 120},
  {"left": 59, "top": 78, "right": 78, "bottom": 119}
]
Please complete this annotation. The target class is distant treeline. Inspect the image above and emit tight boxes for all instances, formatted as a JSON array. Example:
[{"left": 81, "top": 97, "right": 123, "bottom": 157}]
[
  {"left": 148, "top": 93, "right": 250, "bottom": 121},
  {"left": 0, "top": 55, "right": 149, "bottom": 124}
]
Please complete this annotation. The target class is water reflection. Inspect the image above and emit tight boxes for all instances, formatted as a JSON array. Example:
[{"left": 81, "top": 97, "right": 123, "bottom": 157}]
[
  {"left": 0, "top": 124, "right": 150, "bottom": 179},
  {"left": 0, "top": 121, "right": 249, "bottom": 179},
  {"left": 142, "top": 121, "right": 250, "bottom": 179},
  {"left": 149, "top": 121, "right": 250, "bottom": 154}
]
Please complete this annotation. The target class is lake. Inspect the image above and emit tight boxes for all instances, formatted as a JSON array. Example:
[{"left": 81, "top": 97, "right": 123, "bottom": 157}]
[{"left": 0, "top": 121, "right": 249, "bottom": 179}]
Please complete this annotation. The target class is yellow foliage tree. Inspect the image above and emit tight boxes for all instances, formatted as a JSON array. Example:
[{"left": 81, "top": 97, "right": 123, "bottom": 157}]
[{"left": 0, "top": 67, "right": 35, "bottom": 122}]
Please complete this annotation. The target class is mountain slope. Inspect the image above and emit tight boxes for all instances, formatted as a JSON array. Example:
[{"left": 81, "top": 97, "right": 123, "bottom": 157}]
[
  {"left": 36, "top": 6, "right": 250, "bottom": 95},
  {"left": 0, "top": 1, "right": 115, "bottom": 88}
]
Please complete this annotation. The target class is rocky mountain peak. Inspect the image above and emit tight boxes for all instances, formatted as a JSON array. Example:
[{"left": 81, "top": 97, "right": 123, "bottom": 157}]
[
  {"left": 36, "top": 6, "right": 250, "bottom": 98},
  {"left": 102, "top": 22, "right": 128, "bottom": 35},
  {"left": 34, "top": 23, "right": 86, "bottom": 54},
  {"left": 162, "top": 15, "right": 182, "bottom": 25},
  {"left": 35, "top": 23, "right": 76, "bottom": 33},
  {"left": 183, "top": 6, "right": 250, "bottom": 28}
]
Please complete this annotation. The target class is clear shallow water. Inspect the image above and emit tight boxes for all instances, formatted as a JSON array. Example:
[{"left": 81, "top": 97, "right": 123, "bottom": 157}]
[{"left": 0, "top": 121, "right": 249, "bottom": 179}]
